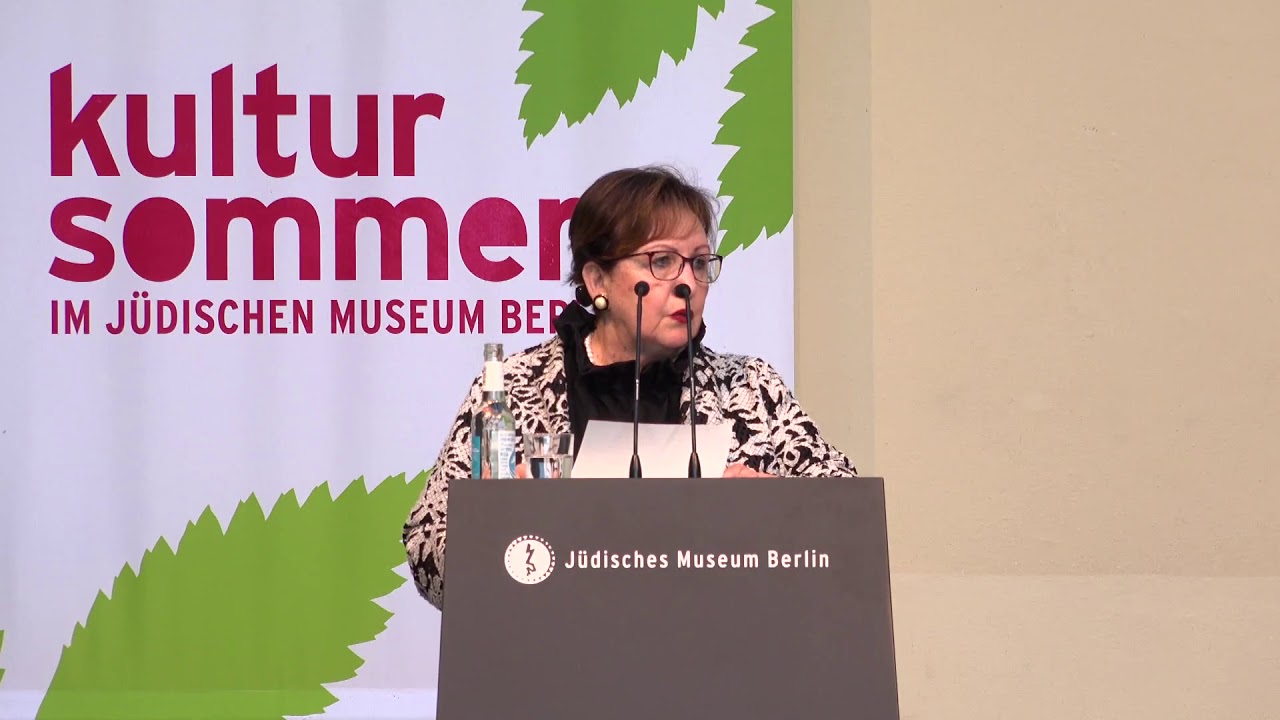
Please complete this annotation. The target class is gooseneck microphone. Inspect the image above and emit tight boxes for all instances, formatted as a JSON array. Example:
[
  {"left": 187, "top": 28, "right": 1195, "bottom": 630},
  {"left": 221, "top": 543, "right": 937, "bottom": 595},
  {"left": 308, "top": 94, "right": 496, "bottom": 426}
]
[
  {"left": 629, "top": 281, "right": 650, "bottom": 478},
  {"left": 673, "top": 283, "right": 701, "bottom": 478}
]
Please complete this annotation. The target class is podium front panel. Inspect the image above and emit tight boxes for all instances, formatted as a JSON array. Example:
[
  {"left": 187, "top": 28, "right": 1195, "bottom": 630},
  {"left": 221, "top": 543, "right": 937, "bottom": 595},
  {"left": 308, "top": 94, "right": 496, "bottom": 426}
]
[{"left": 434, "top": 476, "right": 899, "bottom": 720}]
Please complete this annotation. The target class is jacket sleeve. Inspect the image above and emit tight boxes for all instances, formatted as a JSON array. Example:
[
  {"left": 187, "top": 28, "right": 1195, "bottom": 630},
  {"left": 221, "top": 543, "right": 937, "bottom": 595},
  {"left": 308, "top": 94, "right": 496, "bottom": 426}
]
[
  {"left": 749, "top": 359, "right": 859, "bottom": 477},
  {"left": 402, "top": 370, "right": 484, "bottom": 611}
]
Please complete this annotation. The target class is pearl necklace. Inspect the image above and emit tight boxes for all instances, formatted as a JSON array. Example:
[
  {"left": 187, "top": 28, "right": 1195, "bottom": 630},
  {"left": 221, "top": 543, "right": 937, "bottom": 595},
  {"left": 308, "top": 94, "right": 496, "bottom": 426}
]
[{"left": 584, "top": 332, "right": 600, "bottom": 366}]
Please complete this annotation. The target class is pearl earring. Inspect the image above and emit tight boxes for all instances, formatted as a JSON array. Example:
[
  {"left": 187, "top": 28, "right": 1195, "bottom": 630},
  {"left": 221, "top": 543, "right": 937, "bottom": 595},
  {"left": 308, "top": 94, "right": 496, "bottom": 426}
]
[{"left": 593, "top": 294, "right": 609, "bottom": 311}]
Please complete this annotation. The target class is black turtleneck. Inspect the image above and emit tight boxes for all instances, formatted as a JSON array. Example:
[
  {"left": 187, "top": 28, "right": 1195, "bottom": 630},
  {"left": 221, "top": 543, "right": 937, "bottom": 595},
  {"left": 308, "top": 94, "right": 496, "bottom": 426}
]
[{"left": 552, "top": 301, "right": 704, "bottom": 458}]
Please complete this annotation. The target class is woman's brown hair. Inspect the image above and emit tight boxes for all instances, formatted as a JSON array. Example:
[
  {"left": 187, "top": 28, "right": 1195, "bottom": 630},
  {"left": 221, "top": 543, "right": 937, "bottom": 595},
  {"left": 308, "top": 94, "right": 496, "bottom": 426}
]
[{"left": 567, "top": 166, "right": 718, "bottom": 293}]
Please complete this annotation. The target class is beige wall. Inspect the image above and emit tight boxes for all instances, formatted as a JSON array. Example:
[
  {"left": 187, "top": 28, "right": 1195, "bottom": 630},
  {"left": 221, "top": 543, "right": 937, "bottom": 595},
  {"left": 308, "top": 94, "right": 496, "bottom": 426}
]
[{"left": 795, "top": 1, "right": 1280, "bottom": 717}]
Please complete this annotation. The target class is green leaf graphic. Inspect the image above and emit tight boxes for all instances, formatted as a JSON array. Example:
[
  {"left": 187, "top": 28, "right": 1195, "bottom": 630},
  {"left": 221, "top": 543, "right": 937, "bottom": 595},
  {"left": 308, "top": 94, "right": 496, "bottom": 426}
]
[
  {"left": 36, "top": 471, "right": 430, "bottom": 720},
  {"left": 713, "top": 0, "right": 793, "bottom": 256},
  {"left": 0, "top": 629, "right": 6, "bottom": 685},
  {"left": 516, "top": 0, "right": 726, "bottom": 146}
]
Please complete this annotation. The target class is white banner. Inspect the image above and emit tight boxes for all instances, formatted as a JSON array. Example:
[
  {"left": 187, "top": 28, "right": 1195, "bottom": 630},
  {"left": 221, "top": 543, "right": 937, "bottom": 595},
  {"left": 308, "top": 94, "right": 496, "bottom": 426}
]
[{"left": 0, "top": 1, "right": 795, "bottom": 717}]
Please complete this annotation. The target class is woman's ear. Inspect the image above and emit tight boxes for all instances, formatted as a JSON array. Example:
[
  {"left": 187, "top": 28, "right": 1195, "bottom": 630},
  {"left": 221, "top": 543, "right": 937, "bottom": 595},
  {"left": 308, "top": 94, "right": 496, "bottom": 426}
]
[{"left": 582, "top": 261, "right": 607, "bottom": 297}]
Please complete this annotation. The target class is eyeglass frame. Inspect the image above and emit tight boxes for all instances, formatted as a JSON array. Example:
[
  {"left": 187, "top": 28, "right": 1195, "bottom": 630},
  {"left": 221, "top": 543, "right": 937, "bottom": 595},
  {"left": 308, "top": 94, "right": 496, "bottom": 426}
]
[{"left": 611, "top": 250, "right": 725, "bottom": 284}]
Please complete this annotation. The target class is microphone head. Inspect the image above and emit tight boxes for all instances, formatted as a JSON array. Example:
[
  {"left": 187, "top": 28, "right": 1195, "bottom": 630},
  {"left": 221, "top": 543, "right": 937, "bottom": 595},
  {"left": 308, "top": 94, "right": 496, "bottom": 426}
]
[
  {"left": 634, "top": 280, "right": 650, "bottom": 297},
  {"left": 673, "top": 283, "right": 692, "bottom": 300}
]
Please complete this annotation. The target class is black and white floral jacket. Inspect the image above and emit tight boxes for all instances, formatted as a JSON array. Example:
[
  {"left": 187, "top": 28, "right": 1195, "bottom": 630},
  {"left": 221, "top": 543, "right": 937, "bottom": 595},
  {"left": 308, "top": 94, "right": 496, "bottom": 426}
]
[{"left": 402, "top": 334, "right": 858, "bottom": 610}]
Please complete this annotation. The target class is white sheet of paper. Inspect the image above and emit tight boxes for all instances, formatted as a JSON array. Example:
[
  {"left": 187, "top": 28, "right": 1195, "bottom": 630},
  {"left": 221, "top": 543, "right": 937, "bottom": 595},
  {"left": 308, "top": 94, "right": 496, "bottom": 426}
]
[{"left": 571, "top": 420, "right": 734, "bottom": 478}]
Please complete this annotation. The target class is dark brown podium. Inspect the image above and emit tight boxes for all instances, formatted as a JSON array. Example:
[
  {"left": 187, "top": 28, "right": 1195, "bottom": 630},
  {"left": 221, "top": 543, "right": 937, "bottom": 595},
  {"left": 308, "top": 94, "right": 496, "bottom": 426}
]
[{"left": 435, "top": 476, "right": 899, "bottom": 719}]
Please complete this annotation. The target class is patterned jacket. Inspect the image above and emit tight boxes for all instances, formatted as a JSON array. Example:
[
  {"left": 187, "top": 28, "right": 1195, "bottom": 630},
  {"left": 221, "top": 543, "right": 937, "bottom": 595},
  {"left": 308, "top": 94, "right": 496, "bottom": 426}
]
[{"left": 402, "top": 334, "right": 858, "bottom": 610}]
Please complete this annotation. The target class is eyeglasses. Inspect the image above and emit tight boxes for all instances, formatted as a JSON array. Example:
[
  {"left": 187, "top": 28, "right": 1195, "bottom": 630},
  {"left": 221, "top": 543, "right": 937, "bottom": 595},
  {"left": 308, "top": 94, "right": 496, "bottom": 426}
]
[{"left": 617, "top": 251, "right": 724, "bottom": 284}]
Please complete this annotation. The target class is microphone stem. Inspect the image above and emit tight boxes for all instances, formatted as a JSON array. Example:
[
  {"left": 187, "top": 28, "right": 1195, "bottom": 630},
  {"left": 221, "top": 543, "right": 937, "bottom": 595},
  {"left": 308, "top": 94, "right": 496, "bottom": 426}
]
[
  {"left": 629, "top": 293, "right": 643, "bottom": 478},
  {"left": 683, "top": 294, "right": 701, "bottom": 478}
]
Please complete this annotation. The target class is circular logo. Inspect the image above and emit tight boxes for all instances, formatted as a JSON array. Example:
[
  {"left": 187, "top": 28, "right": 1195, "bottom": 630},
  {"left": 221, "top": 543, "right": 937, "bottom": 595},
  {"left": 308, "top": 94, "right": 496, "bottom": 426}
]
[{"left": 504, "top": 535, "right": 555, "bottom": 585}]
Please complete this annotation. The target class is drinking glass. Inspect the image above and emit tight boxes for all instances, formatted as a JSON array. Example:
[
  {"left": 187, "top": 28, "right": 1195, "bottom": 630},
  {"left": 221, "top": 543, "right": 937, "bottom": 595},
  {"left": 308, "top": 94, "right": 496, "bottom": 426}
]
[{"left": 524, "top": 432, "right": 574, "bottom": 478}]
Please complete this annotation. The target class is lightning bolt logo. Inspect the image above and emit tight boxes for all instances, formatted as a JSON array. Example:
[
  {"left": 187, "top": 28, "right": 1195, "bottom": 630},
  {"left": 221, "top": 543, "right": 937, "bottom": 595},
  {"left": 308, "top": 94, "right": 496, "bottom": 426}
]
[{"left": 506, "top": 535, "right": 554, "bottom": 585}]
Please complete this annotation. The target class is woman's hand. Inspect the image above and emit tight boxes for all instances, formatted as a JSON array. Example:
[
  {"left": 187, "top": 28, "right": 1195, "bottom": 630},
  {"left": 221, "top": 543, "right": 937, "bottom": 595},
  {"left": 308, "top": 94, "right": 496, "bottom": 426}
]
[{"left": 722, "top": 463, "right": 774, "bottom": 478}]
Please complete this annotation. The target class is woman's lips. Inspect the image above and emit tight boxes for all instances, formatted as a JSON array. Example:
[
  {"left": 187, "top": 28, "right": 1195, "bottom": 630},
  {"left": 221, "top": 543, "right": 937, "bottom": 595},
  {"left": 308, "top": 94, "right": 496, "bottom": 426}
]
[{"left": 670, "top": 310, "right": 689, "bottom": 323}]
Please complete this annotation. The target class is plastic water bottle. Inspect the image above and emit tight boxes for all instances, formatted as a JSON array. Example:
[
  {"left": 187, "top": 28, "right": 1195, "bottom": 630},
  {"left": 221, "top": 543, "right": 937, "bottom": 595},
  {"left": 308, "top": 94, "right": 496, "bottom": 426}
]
[{"left": 470, "top": 343, "right": 517, "bottom": 478}]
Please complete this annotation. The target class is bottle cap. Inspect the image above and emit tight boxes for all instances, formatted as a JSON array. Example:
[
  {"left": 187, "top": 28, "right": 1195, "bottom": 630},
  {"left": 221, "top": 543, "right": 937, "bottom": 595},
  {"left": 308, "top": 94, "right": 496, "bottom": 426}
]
[{"left": 483, "top": 343, "right": 505, "bottom": 392}]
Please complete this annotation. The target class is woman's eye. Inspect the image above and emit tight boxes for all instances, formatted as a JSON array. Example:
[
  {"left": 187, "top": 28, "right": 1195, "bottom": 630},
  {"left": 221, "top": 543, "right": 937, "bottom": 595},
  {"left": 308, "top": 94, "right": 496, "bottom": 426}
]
[{"left": 652, "top": 254, "right": 677, "bottom": 269}]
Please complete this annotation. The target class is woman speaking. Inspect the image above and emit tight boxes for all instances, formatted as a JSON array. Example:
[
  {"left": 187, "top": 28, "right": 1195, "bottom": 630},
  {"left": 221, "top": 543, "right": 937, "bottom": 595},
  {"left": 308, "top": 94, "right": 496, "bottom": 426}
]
[{"left": 403, "top": 166, "right": 857, "bottom": 610}]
